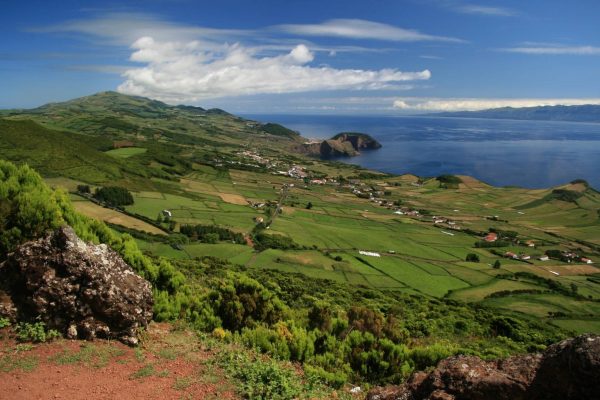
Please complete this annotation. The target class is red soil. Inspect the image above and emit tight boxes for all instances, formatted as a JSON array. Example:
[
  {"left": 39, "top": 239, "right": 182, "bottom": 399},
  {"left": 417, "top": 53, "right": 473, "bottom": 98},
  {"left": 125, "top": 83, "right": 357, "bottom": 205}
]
[{"left": 0, "top": 324, "right": 238, "bottom": 400}]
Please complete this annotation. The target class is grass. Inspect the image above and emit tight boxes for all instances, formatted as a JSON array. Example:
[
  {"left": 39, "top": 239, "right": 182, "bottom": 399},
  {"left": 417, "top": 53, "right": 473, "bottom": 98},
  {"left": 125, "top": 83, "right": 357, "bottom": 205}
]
[
  {"left": 105, "top": 147, "right": 148, "bottom": 158},
  {"left": 0, "top": 352, "right": 39, "bottom": 373},
  {"left": 50, "top": 343, "right": 126, "bottom": 368},
  {"left": 448, "top": 278, "right": 542, "bottom": 302},
  {"left": 0, "top": 119, "right": 122, "bottom": 183}
]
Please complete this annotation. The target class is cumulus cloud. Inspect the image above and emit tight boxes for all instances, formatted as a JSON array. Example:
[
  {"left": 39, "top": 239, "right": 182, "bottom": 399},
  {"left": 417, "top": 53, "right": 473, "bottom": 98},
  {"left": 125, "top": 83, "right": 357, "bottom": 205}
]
[
  {"left": 393, "top": 97, "right": 600, "bottom": 111},
  {"left": 499, "top": 45, "right": 600, "bottom": 55},
  {"left": 116, "top": 37, "right": 431, "bottom": 103},
  {"left": 277, "top": 19, "right": 464, "bottom": 43}
]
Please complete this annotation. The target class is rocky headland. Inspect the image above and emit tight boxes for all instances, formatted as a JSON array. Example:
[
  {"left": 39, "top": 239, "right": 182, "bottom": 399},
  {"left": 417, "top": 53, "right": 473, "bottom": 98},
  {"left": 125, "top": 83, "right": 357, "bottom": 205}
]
[{"left": 301, "top": 132, "right": 382, "bottom": 157}]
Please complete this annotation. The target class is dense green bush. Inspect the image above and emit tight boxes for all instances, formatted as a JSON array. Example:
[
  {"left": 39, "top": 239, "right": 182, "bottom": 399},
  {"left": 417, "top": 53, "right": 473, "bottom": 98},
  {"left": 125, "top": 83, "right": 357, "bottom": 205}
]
[
  {"left": 466, "top": 253, "right": 480, "bottom": 262},
  {"left": 180, "top": 223, "right": 245, "bottom": 244},
  {"left": 254, "top": 233, "right": 299, "bottom": 251},
  {"left": 93, "top": 186, "right": 134, "bottom": 206},
  {"left": 209, "top": 273, "right": 287, "bottom": 331}
]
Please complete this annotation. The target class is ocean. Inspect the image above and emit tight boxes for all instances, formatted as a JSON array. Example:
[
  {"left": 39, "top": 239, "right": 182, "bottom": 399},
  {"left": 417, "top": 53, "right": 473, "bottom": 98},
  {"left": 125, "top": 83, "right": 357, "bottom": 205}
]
[{"left": 244, "top": 114, "right": 600, "bottom": 189}]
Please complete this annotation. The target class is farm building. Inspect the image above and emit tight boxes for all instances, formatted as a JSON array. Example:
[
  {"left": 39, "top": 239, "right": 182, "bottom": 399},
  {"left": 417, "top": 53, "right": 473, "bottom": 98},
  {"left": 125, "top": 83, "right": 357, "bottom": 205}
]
[
  {"left": 359, "top": 250, "right": 381, "bottom": 257},
  {"left": 484, "top": 232, "right": 498, "bottom": 242},
  {"left": 581, "top": 258, "right": 594, "bottom": 264},
  {"left": 161, "top": 209, "right": 172, "bottom": 218}
]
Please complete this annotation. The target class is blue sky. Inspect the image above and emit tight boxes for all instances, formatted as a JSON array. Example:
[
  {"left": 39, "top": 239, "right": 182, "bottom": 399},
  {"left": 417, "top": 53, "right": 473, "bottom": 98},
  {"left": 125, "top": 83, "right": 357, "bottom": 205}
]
[{"left": 1, "top": 0, "right": 600, "bottom": 113}]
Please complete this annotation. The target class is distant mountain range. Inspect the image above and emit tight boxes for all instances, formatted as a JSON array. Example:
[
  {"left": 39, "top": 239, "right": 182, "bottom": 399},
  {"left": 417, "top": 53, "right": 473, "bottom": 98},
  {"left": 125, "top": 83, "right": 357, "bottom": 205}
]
[{"left": 428, "top": 104, "right": 600, "bottom": 123}]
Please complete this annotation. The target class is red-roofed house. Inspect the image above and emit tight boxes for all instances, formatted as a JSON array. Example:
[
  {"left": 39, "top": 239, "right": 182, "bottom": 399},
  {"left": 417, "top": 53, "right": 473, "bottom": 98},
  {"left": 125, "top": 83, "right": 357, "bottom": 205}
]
[{"left": 484, "top": 232, "right": 498, "bottom": 242}]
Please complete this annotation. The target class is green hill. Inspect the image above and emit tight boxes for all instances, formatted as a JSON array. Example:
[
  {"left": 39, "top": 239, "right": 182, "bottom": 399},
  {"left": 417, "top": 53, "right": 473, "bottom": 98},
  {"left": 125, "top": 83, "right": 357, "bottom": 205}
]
[{"left": 0, "top": 119, "right": 123, "bottom": 183}]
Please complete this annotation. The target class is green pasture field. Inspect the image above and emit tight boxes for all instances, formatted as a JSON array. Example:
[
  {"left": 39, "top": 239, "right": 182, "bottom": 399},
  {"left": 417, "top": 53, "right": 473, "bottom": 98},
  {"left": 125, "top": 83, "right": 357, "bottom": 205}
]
[
  {"left": 105, "top": 147, "right": 148, "bottom": 158},
  {"left": 448, "top": 278, "right": 543, "bottom": 302}
]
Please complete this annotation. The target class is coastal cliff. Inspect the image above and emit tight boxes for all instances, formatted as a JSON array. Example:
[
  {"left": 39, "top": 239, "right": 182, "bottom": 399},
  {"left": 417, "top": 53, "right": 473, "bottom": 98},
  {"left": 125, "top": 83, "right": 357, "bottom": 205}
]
[{"left": 301, "top": 132, "right": 382, "bottom": 157}]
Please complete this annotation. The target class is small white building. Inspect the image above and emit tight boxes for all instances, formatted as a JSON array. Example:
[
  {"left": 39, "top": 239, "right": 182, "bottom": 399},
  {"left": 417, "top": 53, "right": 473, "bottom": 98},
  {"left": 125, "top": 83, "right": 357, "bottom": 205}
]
[
  {"left": 359, "top": 250, "right": 381, "bottom": 257},
  {"left": 161, "top": 209, "right": 172, "bottom": 218},
  {"left": 539, "top": 255, "right": 550, "bottom": 261}
]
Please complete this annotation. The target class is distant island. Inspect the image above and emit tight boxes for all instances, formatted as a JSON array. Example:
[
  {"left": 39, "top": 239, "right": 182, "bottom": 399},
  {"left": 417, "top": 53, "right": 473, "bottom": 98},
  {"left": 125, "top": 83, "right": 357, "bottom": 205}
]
[
  {"left": 428, "top": 104, "right": 600, "bottom": 123},
  {"left": 301, "top": 132, "right": 382, "bottom": 158}
]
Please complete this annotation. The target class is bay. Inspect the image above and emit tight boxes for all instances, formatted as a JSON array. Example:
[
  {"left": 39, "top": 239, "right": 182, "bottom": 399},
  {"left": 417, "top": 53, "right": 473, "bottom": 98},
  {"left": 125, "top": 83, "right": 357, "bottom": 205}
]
[{"left": 245, "top": 114, "right": 600, "bottom": 189}]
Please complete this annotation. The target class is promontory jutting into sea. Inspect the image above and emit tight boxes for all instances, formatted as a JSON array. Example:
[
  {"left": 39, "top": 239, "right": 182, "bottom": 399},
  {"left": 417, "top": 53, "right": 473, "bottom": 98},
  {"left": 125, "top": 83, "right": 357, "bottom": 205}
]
[{"left": 248, "top": 113, "right": 600, "bottom": 189}]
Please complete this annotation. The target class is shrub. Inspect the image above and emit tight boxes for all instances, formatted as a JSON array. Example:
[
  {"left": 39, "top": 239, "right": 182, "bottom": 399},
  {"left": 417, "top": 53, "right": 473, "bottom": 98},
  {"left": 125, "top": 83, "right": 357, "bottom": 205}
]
[
  {"left": 77, "top": 184, "right": 90, "bottom": 194},
  {"left": 308, "top": 302, "right": 333, "bottom": 332},
  {"left": 347, "top": 306, "right": 385, "bottom": 338},
  {"left": 16, "top": 322, "right": 60, "bottom": 343},
  {"left": 466, "top": 253, "right": 480, "bottom": 262},
  {"left": 209, "top": 273, "right": 286, "bottom": 331},
  {"left": 217, "top": 350, "right": 302, "bottom": 400},
  {"left": 0, "top": 317, "right": 10, "bottom": 328}
]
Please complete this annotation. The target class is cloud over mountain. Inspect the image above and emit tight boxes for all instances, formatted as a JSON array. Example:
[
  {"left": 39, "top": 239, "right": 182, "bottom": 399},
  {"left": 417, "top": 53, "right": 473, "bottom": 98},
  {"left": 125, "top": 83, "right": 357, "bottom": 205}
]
[{"left": 118, "top": 37, "right": 431, "bottom": 102}]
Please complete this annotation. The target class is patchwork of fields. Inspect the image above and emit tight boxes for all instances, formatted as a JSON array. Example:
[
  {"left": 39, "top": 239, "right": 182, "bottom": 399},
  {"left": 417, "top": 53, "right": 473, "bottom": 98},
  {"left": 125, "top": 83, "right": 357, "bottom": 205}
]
[{"left": 51, "top": 163, "right": 600, "bottom": 335}]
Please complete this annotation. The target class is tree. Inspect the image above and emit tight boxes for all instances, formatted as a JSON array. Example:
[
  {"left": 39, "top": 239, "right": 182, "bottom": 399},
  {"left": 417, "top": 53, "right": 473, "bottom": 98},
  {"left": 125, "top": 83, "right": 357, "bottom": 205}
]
[
  {"left": 93, "top": 186, "right": 134, "bottom": 207},
  {"left": 570, "top": 283, "right": 579, "bottom": 294},
  {"left": 203, "top": 232, "right": 219, "bottom": 244},
  {"left": 493, "top": 259, "right": 501, "bottom": 269},
  {"left": 306, "top": 202, "right": 313, "bottom": 210},
  {"left": 77, "top": 184, "right": 90, "bottom": 194},
  {"left": 466, "top": 253, "right": 480, "bottom": 262},
  {"left": 156, "top": 213, "right": 164, "bottom": 224}
]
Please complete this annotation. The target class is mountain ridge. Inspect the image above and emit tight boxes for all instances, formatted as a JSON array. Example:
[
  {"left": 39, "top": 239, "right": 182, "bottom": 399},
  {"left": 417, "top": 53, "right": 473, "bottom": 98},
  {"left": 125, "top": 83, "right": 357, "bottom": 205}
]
[{"left": 427, "top": 104, "right": 600, "bottom": 123}]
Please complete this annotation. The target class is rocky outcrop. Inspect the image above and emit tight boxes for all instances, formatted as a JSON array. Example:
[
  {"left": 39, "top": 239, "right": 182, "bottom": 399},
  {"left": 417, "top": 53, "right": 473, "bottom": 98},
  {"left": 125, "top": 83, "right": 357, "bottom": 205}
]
[
  {"left": 0, "top": 226, "right": 153, "bottom": 345},
  {"left": 301, "top": 132, "right": 382, "bottom": 158},
  {"left": 366, "top": 334, "right": 600, "bottom": 400}
]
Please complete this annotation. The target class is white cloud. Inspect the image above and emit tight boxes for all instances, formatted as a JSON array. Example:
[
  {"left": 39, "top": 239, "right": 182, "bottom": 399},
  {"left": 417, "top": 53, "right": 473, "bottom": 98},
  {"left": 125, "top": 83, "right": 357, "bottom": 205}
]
[
  {"left": 277, "top": 19, "right": 464, "bottom": 43},
  {"left": 117, "top": 38, "right": 431, "bottom": 103},
  {"left": 500, "top": 45, "right": 600, "bottom": 55},
  {"left": 457, "top": 4, "right": 516, "bottom": 16},
  {"left": 393, "top": 97, "right": 600, "bottom": 111},
  {"left": 32, "top": 12, "right": 247, "bottom": 47}
]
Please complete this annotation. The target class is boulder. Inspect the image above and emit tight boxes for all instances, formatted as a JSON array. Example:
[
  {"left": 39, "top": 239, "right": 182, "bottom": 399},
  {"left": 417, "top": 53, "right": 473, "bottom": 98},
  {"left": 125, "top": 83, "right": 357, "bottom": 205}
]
[
  {"left": 366, "top": 334, "right": 600, "bottom": 400},
  {"left": 0, "top": 226, "right": 153, "bottom": 345}
]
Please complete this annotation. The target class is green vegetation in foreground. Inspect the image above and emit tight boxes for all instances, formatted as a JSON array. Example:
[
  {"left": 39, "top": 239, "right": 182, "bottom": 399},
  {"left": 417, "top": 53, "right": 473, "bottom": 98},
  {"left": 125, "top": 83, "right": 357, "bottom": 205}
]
[{"left": 0, "top": 159, "right": 573, "bottom": 391}]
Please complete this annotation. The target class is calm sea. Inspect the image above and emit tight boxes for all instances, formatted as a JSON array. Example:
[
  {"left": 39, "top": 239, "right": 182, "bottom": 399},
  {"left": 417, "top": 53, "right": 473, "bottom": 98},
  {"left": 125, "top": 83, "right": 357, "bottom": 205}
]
[{"left": 244, "top": 114, "right": 600, "bottom": 189}]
